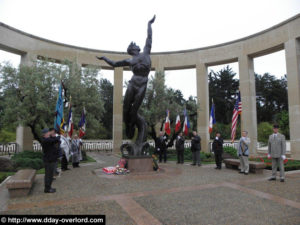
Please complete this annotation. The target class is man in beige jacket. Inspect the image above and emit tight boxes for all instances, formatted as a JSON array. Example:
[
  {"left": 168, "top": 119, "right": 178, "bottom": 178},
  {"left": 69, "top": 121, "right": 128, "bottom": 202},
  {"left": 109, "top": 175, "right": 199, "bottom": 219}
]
[{"left": 268, "top": 124, "right": 286, "bottom": 182}]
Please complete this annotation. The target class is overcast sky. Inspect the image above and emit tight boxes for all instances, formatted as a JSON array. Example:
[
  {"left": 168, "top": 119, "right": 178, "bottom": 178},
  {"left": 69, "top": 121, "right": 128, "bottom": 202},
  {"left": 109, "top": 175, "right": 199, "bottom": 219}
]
[{"left": 0, "top": 0, "right": 299, "bottom": 98}]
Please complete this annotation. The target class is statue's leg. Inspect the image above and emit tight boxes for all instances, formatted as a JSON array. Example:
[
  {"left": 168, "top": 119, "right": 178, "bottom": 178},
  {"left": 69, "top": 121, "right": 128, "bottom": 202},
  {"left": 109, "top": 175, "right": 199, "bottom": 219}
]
[
  {"left": 123, "top": 83, "right": 136, "bottom": 139},
  {"left": 130, "top": 85, "right": 147, "bottom": 147},
  {"left": 130, "top": 85, "right": 147, "bottom": 120}
]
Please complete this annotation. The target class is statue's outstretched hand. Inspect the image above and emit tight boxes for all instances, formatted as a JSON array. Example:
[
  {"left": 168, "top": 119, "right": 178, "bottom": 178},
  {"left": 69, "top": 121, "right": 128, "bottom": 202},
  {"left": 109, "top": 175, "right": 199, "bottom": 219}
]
[
  {"left": 149, "top": 15, "right": 156, "bottom": 24},
  {"left": 96, "top": 56, "right": 106, "bottom": 60}
]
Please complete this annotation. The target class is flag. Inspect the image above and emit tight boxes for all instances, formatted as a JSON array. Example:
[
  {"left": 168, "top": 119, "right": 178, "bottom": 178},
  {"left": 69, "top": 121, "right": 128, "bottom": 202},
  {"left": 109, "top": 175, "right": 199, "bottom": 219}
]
[
  {"left": 78, "top": 107, "right": 86, "bottom": 138},
  {"left": 67, "top": 104, "right": 73, "bottom": 138},
  {"left": 54, "top": 83, "right": 64, "bottom": 133},
  {"left": 175, "top": 114, "right": 181, "bottom": 133},
  {"left": 183, "top": 109, "right": 190, "bottom": 136},
  {"left": 209, "top": 101, "right": 216, "bottom": 133},
  {"left": 231, "top": 91, "right": 242, "bottom": 142},
  {"left": 164, "top": 110, "right": 171, "bottom": 135}
]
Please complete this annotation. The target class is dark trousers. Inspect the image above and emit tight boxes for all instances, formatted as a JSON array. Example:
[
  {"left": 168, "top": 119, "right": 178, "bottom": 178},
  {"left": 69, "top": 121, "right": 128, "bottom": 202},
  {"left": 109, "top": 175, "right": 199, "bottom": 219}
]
[
  {"left": 159, "top": 150, "right": 167, "bottom": 163},
  {"left": 61, "top": 154, "right": 68, "bottom": 170},
  {"left": 215, "top": 152, "right": 223, "bottom": 168},
  {"left": 72, "top": 162, "right": 80, "bottom": 167},
  {"left": 177, "top": 149, "right": 184, "bottom": 163},
  {"left": 44, "top": 162, "right": 55, "bottom": 191},
  {"left": 192, "top": 151, "right": 201, "bottom": 165}
]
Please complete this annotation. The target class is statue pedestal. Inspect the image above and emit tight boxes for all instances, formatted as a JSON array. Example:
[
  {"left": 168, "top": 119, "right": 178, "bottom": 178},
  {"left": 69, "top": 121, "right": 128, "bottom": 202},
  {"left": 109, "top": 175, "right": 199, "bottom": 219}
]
[{"left": 124, "top": 155, "right": 153, "bottom": 173}]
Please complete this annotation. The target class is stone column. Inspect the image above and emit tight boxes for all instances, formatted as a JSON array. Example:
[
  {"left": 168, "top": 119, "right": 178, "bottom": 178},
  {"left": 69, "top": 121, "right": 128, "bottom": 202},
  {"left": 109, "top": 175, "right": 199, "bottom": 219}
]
[
  {"left": 285, "top": 39, "right": 300, "bottom": 160},
  {"left": 238, "top": 55, "right": 257, "bottom": 155},
  {"left": 113, "top": 67, "right": 123, "bottom": 154},
  {"left": 196, "top": 63, "right": 210, "bottom": 152},
  {"left": 16, "top": 52, "right": 37, "bottom": 151}
]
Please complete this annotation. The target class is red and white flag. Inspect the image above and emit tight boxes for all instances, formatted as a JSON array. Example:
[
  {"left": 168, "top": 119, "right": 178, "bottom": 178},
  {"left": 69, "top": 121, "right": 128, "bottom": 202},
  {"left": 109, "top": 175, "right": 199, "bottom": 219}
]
[
  {"left": 175, "top": 114, "right": 181, "bottom": 133},
  {"left": 164, "top": 110, "right": 171, "bottom": 135},
  {"left": 231, "top": 91, "right": 242, "bottom": 142}
]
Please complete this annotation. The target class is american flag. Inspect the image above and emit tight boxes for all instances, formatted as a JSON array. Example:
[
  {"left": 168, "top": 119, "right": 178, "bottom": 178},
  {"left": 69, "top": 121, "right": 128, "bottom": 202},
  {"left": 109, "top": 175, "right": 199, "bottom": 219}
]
[{"left": 231, "top": 91, "right": 242, "bottom": 142}]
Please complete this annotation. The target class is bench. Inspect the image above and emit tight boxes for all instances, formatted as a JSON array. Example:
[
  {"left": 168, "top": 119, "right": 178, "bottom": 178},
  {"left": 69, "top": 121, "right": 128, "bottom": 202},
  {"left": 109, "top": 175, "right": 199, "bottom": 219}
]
[
  {"left": 223, "top": 159, "right": 266, "bottom": 174},
  {"left": 6, "top": 169, "right": 36, "bottom": 198}
]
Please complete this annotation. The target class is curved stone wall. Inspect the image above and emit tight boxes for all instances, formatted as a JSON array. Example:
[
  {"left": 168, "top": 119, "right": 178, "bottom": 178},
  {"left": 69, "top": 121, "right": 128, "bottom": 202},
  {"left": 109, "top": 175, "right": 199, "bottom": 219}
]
[{"left": 0, "top": 14, "right": 299, "bottom": 158}]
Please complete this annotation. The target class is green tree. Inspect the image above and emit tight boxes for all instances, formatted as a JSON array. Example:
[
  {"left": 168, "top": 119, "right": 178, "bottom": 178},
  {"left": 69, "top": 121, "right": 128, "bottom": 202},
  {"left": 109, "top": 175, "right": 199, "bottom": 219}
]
[
  {"left": 99, "top": 78, "right": 113, "bottom": 139},
  {"left": 208, "top": 66, "right": 239, "bottom": 124},
  {"left": 274, "top": 110, "right": 289, "bottom": 139},
  {"left": 255, "top": 73, "right": 288, "bottom": 123},
  {"left": 0, "top": 61, "right": 106, "bottom": 141}
]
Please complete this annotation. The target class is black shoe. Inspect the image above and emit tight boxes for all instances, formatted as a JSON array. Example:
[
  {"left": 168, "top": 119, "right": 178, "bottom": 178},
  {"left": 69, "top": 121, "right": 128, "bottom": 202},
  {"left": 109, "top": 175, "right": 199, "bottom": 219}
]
[
  {"left": 280, "top": 179, "right": 285, "bottom": 182},
  {"left": 244, "top": 172, "right": 248, "bottom": 175},
  {"left": 268, "top": 177, "right": 276, "bottom": 181},
  {"left": 191, "top": 164, "right": 196, "bottom": 166},
  {"left": 44, "top": 188, "right": 56, "bottom": 193},
  {"left": 215, "top": 167, "right": 219, "bottom": 169},
  {"left": 239, "top": 171, "right": 244, "bottom": 174},
  {"left": 198, "top": 164, "right": 202, "bottom": 167}
]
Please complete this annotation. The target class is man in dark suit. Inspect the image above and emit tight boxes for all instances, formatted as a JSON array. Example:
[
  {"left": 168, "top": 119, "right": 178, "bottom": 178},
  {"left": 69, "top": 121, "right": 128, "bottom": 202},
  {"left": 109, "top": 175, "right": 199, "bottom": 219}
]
[
  {"left": 157, "top": 131, "right": 168, "bottom": 163},
  {"left": 191, "top": 131, "right": 201, "bottom": 166},
  {"left": 176, "top": 132, "right": 185, "bottom": 164},
  {"left": 212, "top": 132, "right": 223, "bottom": 169},
  {"left": 41, "top": 128, "right": 60, "bottom": 193}
]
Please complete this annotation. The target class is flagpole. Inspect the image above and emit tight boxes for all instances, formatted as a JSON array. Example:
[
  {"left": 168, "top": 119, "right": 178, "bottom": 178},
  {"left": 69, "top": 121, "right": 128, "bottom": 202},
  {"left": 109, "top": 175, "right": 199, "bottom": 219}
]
[{"left": 239, "top": 88, "right": 243, "bottom": 137}]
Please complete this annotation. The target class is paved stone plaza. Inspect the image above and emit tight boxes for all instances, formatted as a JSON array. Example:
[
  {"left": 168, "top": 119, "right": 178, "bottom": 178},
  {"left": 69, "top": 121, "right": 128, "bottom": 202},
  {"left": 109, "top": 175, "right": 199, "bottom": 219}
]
[{"left": 1, "top": 152, "right": 300, "bottom": 225}]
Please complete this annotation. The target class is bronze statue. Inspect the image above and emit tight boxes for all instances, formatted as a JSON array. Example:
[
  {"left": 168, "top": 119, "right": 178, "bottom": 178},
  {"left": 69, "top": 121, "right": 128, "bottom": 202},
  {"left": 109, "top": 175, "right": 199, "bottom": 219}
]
[{"left": 97, "top": 15, "right": 156, "bottom": 156}]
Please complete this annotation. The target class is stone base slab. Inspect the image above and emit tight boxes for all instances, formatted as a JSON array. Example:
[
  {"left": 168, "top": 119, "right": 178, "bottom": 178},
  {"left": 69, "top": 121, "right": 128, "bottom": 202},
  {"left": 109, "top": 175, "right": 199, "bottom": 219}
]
[{"left": 125, "top": 156, "right": 153, "bottom": 173}]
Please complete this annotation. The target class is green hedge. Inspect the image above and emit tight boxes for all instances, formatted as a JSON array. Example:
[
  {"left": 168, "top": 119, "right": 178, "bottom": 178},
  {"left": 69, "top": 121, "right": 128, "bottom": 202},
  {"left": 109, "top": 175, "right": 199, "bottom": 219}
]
[
  {"left": 223, "top": 146, "right": 238, "bottom": 159},
  {"left": 11, "top": 151, "right": 44, "bottom": 170}
]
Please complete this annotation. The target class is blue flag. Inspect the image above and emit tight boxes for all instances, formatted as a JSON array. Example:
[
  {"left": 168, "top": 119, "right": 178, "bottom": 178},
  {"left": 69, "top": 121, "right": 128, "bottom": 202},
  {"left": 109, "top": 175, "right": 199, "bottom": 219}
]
[{"left": 54, "top": 83, "right": 64, "bottom": 133}]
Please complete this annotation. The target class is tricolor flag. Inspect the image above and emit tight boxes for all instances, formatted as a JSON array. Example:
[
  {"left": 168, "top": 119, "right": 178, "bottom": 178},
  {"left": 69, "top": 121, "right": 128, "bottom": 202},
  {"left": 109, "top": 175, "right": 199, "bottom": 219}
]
[
  {"left": 78, "top": 107, "right": 86, "bottom": 138},
  {"left": 175, "top": 114, "right": 181, "bottom": 133},
  {"left": 54, "top": 83, "right": 64, "bottom": 133},
  {"left": 67, "top": 104, "right": 73, "bottom": 138},
  {"left": 231, "top": 91, "right": 242, "bottom": 142},
  {"left": 164, "top": 110, "right": 171, "bottom": 135},
  {"left": 209, "top": 101, "right": 216, "bottom": 133},
  {"left": 183, "top": 109, "right": 190, "bottom": 136}
]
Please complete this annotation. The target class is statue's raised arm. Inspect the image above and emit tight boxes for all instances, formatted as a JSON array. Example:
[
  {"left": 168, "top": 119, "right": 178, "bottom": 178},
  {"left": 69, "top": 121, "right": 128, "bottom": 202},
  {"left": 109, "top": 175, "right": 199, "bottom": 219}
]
[{"left": 144, "top": 15, "right": 156, "bottom": 55}]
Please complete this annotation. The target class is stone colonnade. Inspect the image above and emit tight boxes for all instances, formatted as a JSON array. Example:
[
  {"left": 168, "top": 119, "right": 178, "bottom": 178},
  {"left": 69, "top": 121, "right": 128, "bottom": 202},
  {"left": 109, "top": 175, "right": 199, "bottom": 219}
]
[{"left": 0, "top": 14, "right": 299, "bottom": 158}]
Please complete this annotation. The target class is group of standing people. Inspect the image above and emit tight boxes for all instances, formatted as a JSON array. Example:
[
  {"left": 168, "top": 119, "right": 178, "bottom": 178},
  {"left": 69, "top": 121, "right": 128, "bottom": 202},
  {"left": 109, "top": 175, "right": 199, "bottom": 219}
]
[
  {"left": 154, "top": 124, "right": 286, "bottom": 182},
  {"left": 211, "top": 124, "right": 286, "bottom": 182},
  {"left": 154, "top": 130, "right": 202, "bottom": 166},
  {"left": 40, "top": 128, "right": 83, "bottom": 193}
]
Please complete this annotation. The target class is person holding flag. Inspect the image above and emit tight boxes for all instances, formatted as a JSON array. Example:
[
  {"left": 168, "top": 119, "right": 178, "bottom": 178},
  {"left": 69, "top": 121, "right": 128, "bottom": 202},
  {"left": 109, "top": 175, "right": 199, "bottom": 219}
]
[
  {"left": 231, "top": 91, "right": 242, "bottom": 143},
  {"left": 175, "top": 132, "right": 185, "bottom": 164},
  {"left": 212, "top": 132, "right": 223, "bottom": 169}
]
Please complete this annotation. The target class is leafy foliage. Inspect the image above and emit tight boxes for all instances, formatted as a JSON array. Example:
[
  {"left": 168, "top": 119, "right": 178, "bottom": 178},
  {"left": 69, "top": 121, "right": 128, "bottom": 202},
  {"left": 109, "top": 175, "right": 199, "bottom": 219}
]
[
  {"left": 223, "top": 146, "right": 238, "bottom": 159},
  {"left": 141, "top": 71, "right": 198, "bottom": 136},
  {"left": 0, "top": 61, "right": 106, "bottom": 140},
  {"left": 257, "top": 122, "right": 273, "bottom": 143},
  {"left": 11, "top": 151, "right": 44, "bottom": 170},
  {"left": 208, "top": 66, "right": 239, "bottom": 124}
]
